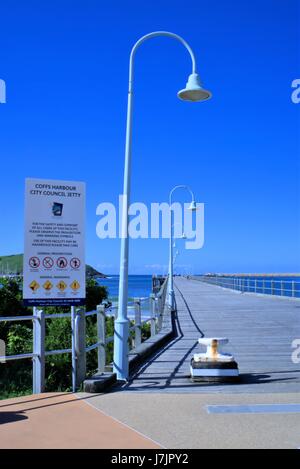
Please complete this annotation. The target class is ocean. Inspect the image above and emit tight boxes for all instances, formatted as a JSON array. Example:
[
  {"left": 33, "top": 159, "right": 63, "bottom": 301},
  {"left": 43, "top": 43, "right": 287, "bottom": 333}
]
[
  {"left": 96, "top": 275, "right": 153, "bottom": 301},
  {"left": 96, "top": 274, "right": 300, "bottom": 306},
  {"left": 95, "top": 275, "right": 154, "bottom": 319}
]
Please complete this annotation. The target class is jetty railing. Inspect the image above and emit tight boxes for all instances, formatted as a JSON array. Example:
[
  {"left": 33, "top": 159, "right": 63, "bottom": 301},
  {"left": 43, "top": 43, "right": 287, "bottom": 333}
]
[
  {"left": 193, "top": 275, "right": 300, "bottom": 298},
  {"left": 0, "top": 277, "right": 168, "bottom": 394}
]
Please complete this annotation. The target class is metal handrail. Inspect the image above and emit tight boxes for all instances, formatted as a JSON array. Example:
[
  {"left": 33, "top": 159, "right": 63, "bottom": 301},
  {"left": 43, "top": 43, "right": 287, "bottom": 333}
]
[
  {"left": 0, "top": 275, "right": 169, "bottom": 394},
  {"left": 0, "top": 277, "right": 168, "bottom": 376},
  {"left": 194, "top": 275, "right": 300, "bottom": 298},
  {"left": 0, "top": 315, "right": 37, "bottom": 322}
]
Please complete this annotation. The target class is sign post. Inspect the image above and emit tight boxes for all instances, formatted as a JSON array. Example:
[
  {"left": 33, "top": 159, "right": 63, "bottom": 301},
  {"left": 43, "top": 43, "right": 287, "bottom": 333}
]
[{"left": 23, "top": 178, "right": 85, "bottom": 307}]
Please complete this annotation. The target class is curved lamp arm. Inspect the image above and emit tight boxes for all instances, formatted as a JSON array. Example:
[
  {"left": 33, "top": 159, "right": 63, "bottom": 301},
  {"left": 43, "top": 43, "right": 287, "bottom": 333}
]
[
  {"left": 169, "top": 184, "right": 195, "bottom": 206},
  {"left": 129, "top": 31, "right": 197, "bottom": 92}
]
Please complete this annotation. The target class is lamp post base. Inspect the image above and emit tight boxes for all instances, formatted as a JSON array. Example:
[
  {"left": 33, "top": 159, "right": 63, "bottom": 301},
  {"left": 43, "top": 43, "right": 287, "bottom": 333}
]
[
  {"left": 168, "top": 289, "right": 175, "bottom": 311},
  {"left": 113, "top": 318, "right": 130, "bottom": 381}
]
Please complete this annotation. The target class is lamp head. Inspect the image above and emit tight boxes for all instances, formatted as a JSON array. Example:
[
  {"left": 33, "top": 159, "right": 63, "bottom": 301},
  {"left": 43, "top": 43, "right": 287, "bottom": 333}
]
[
  {"left": 178, "top": 73, "right": 212, "bottom": 102},
  {"left": 188, "top": 200, "right": 197, "bottom": 211}
]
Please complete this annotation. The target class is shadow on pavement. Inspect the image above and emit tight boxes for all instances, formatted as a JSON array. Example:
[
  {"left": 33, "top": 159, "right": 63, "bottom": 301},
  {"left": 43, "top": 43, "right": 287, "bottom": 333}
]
[{"left": 0, "top": 412, "right": 27, "bottom": 425}]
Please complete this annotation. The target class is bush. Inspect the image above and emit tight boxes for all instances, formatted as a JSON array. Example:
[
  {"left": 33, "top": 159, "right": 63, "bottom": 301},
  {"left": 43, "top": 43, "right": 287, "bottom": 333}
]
[
  {"left": 0, "top": 278, "right": 108, "bottom": 398},
  {"left": 0, "top": 278, "right": 152, "bottom": 398}
]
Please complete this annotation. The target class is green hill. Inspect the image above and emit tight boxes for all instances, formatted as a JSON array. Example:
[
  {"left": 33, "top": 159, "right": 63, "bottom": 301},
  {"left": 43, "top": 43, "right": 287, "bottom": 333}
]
[
  {"left": 0, "top": 254, "right": 22, "bottom": 274},
  {"left": 0, "top": 254, "right": 106, "bottom": 278}
]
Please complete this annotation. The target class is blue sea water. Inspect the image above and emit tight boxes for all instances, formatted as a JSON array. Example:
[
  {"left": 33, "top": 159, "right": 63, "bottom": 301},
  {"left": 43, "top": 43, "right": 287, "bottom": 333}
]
[
  {"left": 96, "top": 274, "right": 300, "bottom": 302},
  {"left": 96, "top": 275, "right": 153, "bottom": 301},
  {"left": 96, "top": 275, "right": 153, "bottom": 319}
]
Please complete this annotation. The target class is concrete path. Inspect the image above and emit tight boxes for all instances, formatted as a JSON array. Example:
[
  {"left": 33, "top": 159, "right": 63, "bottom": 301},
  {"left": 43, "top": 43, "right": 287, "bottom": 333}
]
[
  {"left": 118, "top": 277, "right": 300, "bottom": 393},
  {"left": 1, "top": 278, "right": 299, "bottom": 449},
  {"left": 79, "top": 278, "right": 300, "bottom": 448},
  {"left": 0, "top": 393, "right": 161, "bottom": 449},
  {"left": 81, "top": 391, "right": 300, "bottom": 449}
]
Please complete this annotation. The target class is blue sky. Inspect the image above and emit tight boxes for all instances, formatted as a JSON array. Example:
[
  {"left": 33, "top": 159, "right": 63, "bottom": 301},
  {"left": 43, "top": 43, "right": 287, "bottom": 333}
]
[{"left": 0, "top": 0, "right": 299, "bottom": 274}]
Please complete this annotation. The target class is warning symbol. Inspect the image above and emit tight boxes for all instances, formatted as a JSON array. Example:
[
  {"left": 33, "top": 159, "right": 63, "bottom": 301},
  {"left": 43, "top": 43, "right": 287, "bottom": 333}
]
[
  {"left": 43, "top": 280, "right": 53, "bottom": 291},
  {"left": 70, "top": 280, "right": 80, "bottom": 291},
  {"left": 70, "top": 258, "right": 80, "bottom": 269},
  {"left": 57, "top": 257, "right": 68, "bottom": 269},
  {"left": 29, "top": 280, "right": 40, "bottom": 292},
  {"left": 29, "top": 257, "right": 40, "bottom": 268},
  {"left": 56, "top": 281, "right": 67, "bottom": 292},
  {"left": 43, "top": 257, "right": 54, "bottom": 269}
]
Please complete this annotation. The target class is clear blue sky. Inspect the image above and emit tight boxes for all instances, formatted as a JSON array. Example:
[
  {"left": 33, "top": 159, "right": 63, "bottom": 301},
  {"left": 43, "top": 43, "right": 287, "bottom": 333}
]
[{"left": 0, "top": 0, "right": 299, "bottom": 274}]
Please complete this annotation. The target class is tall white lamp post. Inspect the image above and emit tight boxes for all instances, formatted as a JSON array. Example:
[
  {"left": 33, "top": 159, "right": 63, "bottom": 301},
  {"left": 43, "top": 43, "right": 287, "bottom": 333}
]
[
  {"left": 168, "top": 185, "right": 197, "bottom": 310},
  {"left": 114, "top": 31, "right": 211, "bottom": 381}
]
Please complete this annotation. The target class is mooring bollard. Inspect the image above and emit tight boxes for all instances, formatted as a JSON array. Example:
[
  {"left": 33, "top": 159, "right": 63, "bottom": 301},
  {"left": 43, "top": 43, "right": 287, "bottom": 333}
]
[{"left": 190, "top": 338, "right": 239, "bottom": 383}]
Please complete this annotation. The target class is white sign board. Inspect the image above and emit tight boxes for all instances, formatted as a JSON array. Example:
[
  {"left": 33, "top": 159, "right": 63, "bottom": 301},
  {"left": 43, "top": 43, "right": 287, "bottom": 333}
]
[{"left": 23, "top": 178, "right": 85, "bottom": 306}]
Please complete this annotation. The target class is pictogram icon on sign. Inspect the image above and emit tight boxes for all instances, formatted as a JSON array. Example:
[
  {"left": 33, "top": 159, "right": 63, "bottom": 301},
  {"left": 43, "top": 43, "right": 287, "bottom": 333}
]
[
  {"left": 70, "top": 280, "right": 80, "bottom": 291},
  {"left": 29, "top": 280, "right": 40, "bottom": 292},
  {"left": 43, "top": 257, "right": 54, "bottom": 269},
  {"left": 57, "top": 257, "right": 68, "bottom": 269},
  {"left": 29, "top": 257, "right": 40, "bottom": 268},
  {"left": 70, "top": 258, "right": 80, "bottom": 269},
  {"left": 43, "top": 280, "right": 53, "bottom": 291},
  {"left": 56, "top": 281, "right": 67, "bottom": 292}
]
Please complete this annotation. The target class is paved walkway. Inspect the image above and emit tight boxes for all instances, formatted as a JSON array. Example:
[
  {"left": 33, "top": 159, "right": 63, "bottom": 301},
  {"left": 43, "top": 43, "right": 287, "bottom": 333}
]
[
  {"left": 81, "top": 391, "right": 300, "bottom": 449},
  {"left": 0, "top": 393, "right": 161, "bottom": 449},
  {"left": 1, "top": 278, "right": 299, "bottom": 449},
  {"left": 118, "top": 277, "right": 300, "bottom": 393},
  {"left": 80, "top": 278, "right": 300, "bottom": 448}
]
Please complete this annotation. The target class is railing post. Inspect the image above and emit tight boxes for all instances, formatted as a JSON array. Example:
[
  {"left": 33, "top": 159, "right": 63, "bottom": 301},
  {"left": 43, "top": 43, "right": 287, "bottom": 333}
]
[
  {"left": 97, "top": 304, "right": 106, "bottom": 372},
  {"left": 150, "top": 293, "right": 157, "bottom": 336},
  {"left": 255, "top": 279, "right": 257, "bottom": 293},
  {"left": 71, "top": 306, "right": 76, "bottom": 392},
  {"left": 281, "top": 281, "right": 284, "bottom": 296},
  {"left": 271, "top": 280, "right": 274, "bottom": 295},
  {"left": 262, "top": 279, "right": 265, "bottom": 294},
  {"left": 158, "top": 294, "right": 164, "bottom": 331},
  {"left": 33, "top": 308, "right": 45, "bottom": 394},
  {"left": 162, "top": 280, "right": 167, "bottom": 308},
  {"left": 74, "top": 308, "right": 86, "bottom": 389},
  {"left": 134, "top": 298, "right": 142, "bottom": 348},
  {"left": 292, "top": 281, "right": 295, "bottom": 298}
]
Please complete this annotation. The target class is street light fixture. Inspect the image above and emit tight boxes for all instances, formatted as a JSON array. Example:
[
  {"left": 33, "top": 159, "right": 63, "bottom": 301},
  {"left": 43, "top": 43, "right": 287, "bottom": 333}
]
[
  {"left": 168, "top": 185, "right": 197, "bottom": 310},
  {"left": 114, "top": 31, "right": 211, "bottom": 381},
  {"left": 178, "top": 73, "right": 211, "bottom": 102}
]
